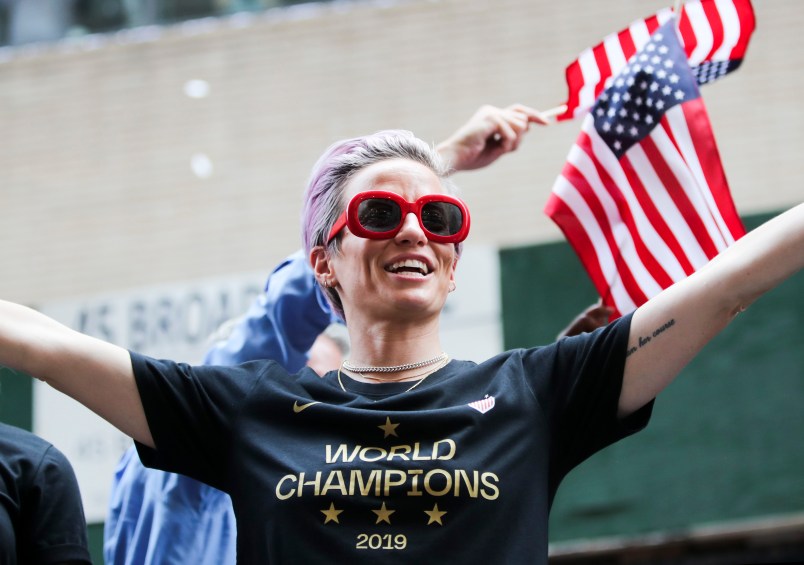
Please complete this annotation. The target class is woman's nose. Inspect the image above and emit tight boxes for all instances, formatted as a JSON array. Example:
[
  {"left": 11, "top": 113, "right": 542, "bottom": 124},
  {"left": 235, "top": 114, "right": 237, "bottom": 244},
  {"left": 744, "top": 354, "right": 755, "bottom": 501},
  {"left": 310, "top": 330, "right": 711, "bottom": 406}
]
[{"left": 394, "top": 212, "right": 427, "bottom": 245}]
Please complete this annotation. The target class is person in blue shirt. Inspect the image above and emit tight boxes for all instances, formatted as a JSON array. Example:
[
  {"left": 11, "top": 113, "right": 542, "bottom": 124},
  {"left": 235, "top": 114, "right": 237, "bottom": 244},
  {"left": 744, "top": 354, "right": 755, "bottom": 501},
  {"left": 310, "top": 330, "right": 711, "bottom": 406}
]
[{"left": 103, "top": 104, "right": 549, "bottom": 564}]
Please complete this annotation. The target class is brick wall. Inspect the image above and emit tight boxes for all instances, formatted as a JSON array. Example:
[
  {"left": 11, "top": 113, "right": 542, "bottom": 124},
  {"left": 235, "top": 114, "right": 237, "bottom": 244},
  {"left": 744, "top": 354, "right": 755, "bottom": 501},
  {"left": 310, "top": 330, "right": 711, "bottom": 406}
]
[{"left": 1, "top": 0, "right": 801, "bottom": 304}]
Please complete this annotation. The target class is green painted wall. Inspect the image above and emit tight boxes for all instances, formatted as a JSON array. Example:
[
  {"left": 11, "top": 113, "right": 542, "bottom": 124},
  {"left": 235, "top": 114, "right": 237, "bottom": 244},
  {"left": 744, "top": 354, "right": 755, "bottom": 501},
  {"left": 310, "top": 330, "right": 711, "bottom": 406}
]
[
  {"left": 0, "top": 367, "right": 33, "bottom": 430},
  {"left": 500, "top": 210, "right": 804, "bottom": 542},
  {"left": 88, "top": 524, "right": 104, "bottom": 563}
]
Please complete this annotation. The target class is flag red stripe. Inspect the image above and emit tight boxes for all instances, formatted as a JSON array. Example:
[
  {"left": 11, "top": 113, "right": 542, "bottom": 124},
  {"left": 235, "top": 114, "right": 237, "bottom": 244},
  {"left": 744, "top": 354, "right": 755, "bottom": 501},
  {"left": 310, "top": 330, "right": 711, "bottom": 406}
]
[
  {"left": 658, "top": 102, "right": 743, "bottom": 251},
  {"left": 700, "top": 0, "right": 726, "bottom": 63},
  {"left": 561, "top": 158, "right": 650, "bottom": 307},
  {"left": 577, "top": 132, "right": 676, "bottom": 288},
  {"left": 660, "top": 108, "right": 741, "bottom": 252},
  {"left": 617, "top": 27, "right": 637, "bottom": 63},
  {"left": 643, "top": 13, "right": 662, "bottom": 35},
  {"left": 731, "top": 0, "right": 755, "bottom": 59},
  {"left": 630, "top": 125, "right": 714, "bottom": 268},
  {"left": 542, "top": 193, "right": 611, "bottom": 296},
  {"left": 543, "top": 193, "right": 624, "bottom": 318},
  {"left": 592, "top": 44, "right": 612, "bottom": 100},
  {"left": 618, "top": 152, "right": 697, "bottom": 277},
  {"left": 678, "top": 8, "right": 699, "bottom": 58},
  {"left": 561, "top": 162, "right": 612, "bottom": 242},
  {"left": 561, "top": 62, "right": 584, "bottom": 121},
  {"left": 642, "top": 125, "right": 721, "bottom": 260},
  {"left": 658, "top": 116, "right": 727, "bottom": 250},
  {"left": 679, "top": 100, "right": 746, "bottom": 241}
]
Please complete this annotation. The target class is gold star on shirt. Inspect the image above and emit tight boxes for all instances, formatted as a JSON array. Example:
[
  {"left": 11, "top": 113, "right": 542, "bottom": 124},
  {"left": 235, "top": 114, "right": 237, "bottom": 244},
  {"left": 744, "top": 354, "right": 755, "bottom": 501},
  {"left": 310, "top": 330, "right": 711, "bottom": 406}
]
[
  {"left": 321, "top": 502, "right": 343, "bottom": 524},
  {"left": 372, "top": 501, "right": 396, "bottom": 525},
  {"left": 378, "top": 416, "right": 400, "bottom": 438},
  {"left": 424, "top": 503, "right": 447, "bottom": 526}
]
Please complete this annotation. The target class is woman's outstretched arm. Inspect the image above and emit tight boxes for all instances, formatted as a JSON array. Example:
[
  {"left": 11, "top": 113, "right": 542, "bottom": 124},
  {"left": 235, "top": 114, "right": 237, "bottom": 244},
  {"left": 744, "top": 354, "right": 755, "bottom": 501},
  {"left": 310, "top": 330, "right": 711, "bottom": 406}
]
[
  {"left": 620, "top": 203, "right": 804, "bottom": 417},
  {"left": 0, "top": 300, "right": 153, "bottom": 446}
]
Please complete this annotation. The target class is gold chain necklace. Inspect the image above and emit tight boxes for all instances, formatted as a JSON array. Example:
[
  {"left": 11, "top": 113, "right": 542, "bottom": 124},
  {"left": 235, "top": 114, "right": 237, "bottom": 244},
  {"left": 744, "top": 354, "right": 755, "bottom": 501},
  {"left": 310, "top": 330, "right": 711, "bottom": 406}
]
[
  {"left": 337, "top": 355, "right": 450, "bottom": 393},
  {"left": 341, "top": 352, "right": 448, "bottom": 374},
  {"left": 360, "top": 364, "right": 441, "bottom": 383}
]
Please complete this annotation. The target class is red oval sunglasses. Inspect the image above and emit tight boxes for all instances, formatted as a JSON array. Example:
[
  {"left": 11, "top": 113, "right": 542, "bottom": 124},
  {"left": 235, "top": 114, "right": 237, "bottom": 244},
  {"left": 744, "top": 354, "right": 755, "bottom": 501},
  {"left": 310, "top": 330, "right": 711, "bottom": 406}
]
[{"left": 326, "top": 191, "right": 471, "bottom": 244}]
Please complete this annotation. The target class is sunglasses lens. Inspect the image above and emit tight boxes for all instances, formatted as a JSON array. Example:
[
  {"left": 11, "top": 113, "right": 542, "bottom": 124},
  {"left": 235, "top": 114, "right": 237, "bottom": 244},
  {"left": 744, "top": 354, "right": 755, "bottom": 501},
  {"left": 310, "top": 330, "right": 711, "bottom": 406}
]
[
  {"left": 422, "top": 201, "right": 464, "bottom": 236},
  {"left": 356, "top": 199, "right": 402, "bottom": 233}
]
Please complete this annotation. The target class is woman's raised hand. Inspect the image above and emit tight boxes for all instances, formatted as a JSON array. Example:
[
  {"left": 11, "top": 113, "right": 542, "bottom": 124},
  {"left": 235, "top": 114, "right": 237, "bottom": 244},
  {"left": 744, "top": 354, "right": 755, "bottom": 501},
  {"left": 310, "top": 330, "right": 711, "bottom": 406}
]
[{"left": 436, "top": 104, "right": 549, "bottom": 173}]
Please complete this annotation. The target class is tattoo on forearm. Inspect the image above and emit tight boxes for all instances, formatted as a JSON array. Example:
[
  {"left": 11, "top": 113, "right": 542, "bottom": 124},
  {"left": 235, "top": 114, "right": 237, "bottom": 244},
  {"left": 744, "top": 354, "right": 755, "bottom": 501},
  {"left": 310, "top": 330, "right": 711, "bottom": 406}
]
[{"left": 626, "top": 318, "right": 676, "bottom": 358}]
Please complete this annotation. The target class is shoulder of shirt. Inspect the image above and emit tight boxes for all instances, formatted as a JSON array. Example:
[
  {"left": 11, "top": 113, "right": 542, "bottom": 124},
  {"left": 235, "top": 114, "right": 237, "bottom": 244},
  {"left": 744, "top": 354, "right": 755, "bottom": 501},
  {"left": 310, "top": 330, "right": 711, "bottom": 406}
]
[{"left": 0, "top": 421, "right": 54, "bottom": 455}]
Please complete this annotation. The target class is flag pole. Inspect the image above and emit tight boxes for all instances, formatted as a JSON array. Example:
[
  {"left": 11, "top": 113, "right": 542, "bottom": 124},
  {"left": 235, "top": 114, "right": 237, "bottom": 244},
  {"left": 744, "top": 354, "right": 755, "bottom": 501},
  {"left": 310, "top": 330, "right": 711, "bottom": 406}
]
[
  {"left": 541, "top": 104, "right": 568, "bottom": 121},
  {"left": 673, "top": 0, "right": 684, "bottom": 27},
  {"left": 672, "top": 1, "right": 684, "bottom": 34}
]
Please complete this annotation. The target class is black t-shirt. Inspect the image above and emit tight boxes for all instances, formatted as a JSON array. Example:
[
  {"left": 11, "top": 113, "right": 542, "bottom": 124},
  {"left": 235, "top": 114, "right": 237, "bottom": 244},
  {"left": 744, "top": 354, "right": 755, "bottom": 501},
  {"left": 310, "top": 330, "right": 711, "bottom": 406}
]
[
  {"left": 135, "top": 313, "right": 651, "bottom": 564},
  {"left": 0, "top": 422, "right": 92, "bottom": 565}
]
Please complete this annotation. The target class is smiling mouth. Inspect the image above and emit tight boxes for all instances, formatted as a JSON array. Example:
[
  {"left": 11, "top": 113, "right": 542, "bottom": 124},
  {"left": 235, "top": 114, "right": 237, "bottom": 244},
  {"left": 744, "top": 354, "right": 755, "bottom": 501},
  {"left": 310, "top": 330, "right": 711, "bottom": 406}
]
[{"left": 386, "top": 259, "right": 431, "bottom": 276}]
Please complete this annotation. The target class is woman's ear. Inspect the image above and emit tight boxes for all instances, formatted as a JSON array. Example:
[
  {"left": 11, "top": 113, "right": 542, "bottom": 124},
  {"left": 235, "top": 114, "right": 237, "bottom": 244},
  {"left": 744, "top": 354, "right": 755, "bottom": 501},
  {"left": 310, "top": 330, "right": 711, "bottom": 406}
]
[{"left": 310, "top": 246, "right": 336, "bottom": 287}]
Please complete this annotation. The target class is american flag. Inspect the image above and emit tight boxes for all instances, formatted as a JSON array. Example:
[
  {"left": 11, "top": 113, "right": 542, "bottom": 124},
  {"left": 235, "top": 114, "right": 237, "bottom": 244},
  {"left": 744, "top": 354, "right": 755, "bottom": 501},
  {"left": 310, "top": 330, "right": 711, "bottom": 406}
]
[
  {"left": 558, "top": 0, "right": 755, "bottom": 121},
  {"left": 544, "top": 21, "right": 745, "bottom": 319}
]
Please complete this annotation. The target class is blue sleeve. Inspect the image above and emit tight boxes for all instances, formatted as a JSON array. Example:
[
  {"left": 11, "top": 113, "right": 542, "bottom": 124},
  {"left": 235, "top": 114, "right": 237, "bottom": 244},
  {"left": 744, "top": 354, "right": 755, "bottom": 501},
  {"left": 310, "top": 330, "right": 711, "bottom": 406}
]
[
  {"left": 203, "top": 249, "right": 339, "bottom": 372},
  {"left": 103, "top": 446, "right": 236, "bottom": 565}
]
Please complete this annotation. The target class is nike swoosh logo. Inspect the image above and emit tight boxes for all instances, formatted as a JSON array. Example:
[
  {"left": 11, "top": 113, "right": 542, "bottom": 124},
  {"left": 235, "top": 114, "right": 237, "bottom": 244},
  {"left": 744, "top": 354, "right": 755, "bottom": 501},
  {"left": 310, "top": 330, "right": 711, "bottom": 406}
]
[{"left": 293, "top": 400, "right": 321, "bottom": 413}]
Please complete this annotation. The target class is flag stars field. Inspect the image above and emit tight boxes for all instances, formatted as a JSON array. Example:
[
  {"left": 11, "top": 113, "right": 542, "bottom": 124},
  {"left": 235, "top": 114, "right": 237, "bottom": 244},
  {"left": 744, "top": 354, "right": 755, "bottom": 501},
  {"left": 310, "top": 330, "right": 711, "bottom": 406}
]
[{"left": 593, "top": 24, "right": 699, "bottom": 158}]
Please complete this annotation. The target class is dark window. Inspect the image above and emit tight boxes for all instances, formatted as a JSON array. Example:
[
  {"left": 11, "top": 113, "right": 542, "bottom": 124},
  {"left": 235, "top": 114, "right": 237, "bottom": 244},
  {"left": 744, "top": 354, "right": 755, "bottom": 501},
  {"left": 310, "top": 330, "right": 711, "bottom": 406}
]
[{"left": 0, "top": 0, "right": 328, "bottom": 47}]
